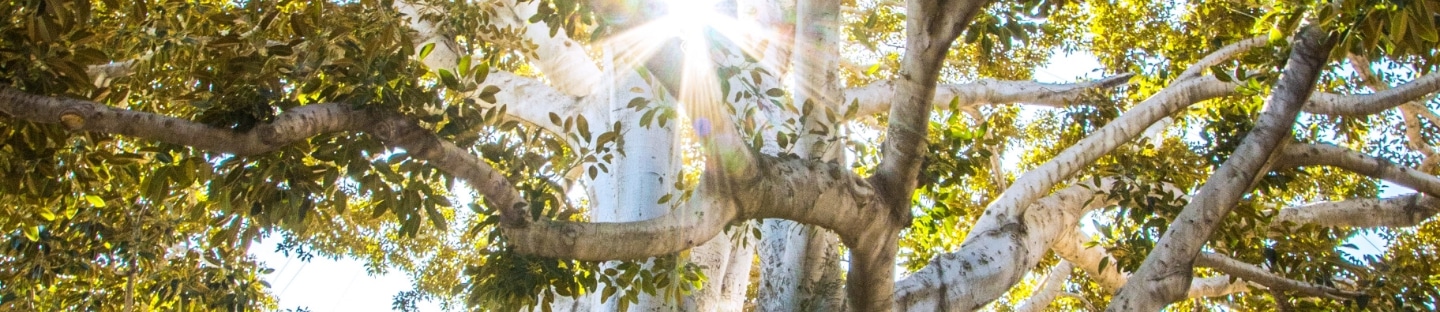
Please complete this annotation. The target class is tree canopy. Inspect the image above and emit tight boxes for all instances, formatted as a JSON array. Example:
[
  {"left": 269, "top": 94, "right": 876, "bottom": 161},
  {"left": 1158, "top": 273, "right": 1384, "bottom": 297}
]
[{"left": 2, "top": 0, "right": 1440, "bottom": 311}]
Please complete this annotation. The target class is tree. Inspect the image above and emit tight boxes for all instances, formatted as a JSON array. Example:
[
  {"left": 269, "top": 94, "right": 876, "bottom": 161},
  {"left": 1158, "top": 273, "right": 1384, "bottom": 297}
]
[{"left": 3, "top": 0, "right": 1440, "bottom": 311}]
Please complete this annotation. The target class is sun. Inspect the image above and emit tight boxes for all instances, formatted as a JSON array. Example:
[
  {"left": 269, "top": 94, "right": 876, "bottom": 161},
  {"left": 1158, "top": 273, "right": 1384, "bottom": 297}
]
[
  {"left": 593, "top": 0, "right": 781, "bottom": 171},
  {"left": 658, "top": 0, "right": 725, "bottom": 37}
]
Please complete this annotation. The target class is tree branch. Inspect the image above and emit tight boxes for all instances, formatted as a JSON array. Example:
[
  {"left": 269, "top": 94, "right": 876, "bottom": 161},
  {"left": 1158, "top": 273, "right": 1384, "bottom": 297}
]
[
  {"left": 0, "top": 87, "right": 530, "bottom": 227},
  {"left": 1109, "top": 26, "right": 1335, "bottom": 311},
  {"left": 514, "top": 154, "right": 880, "bottom": 261},
  {"left": 894, "top": 180, "right": 1118, "bottom": 310},
  {"left": 1303, "top": 71, "right": 1440, "bottom": 116},
  {"left": 1051, "top": 229, "right": 1258, "bottom": 299},
  {"left": 979, "top": 76, "right": 1234, "bottom": 225},
  {"left": 480, "top": 0, "right": 603, "bottom": 96},
  {"left": 1015, "top": 261, "right": 1074, "bottom": 312},
  {"left": 979, "top": 35, "right": 1280, "bottom": 228},
  {"left": 479, "top": 71, "right": 596, "bottom": 143},
  {"left": 1272, "top": 194, "right": 1440, "bottom": 229},
  {"left": 1348, "top": 53, "right": 1440, "bottom": 171},
  {"left": 1195, "top": 252, "right": 1362, "bottom": 300},
  {"left": 844, "top": 74, "right": 1135, "bottom": 118},
  {"left": 872, "top": 0, "right": 990, "bottom": 230},
  {"left": 1176, "top": 36, "right": 1268, "bottom": 81},
  {"left": 1277, "top": 143, "right": 1440, "bottom": 197},
  {"left": 502, "top": 181, "right": 740, "bottom": 260}
]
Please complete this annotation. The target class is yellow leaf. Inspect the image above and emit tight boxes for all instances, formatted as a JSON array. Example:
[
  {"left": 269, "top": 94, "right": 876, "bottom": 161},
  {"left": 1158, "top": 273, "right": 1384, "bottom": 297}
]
[
  {"left": 85, "top": 195, "right": 106, "bottom": 207},
  {"left": 23, "top": 226, "right": 39, "bottom": 242}
]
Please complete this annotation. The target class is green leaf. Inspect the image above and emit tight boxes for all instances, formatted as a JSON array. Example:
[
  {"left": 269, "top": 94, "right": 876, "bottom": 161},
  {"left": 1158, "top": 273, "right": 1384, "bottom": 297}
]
[
  {"left": 473, "top": 62, "right": 490, "bottom": 84},
  {"left": 458, "top": 56, "right": 471, "bottom": 77},
  {"left": 418, "top": 42, "right": 436, "bottom": 60},
  {"left": 479, "top": 85, "right": 501, "bottom": 104}
]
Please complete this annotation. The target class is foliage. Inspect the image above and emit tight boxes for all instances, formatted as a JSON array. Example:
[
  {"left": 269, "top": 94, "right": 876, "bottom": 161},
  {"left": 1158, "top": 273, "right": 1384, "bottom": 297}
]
[{"left": 2, "top": 0, "right": 1440, "bottom": 311}]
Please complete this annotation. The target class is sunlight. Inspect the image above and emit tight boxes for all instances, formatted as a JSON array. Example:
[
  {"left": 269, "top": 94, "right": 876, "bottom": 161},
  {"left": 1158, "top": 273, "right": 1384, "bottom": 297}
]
[
  {"left": 590, "top": 0, "right": 784, "bottom": 173},
  {"left": 661, "top": 0, "right": 724, "bottom": 37}
]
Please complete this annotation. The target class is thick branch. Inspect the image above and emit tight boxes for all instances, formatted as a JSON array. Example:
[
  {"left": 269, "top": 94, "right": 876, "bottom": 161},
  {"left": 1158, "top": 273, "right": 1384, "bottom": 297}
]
[
  {"left": 1277, "top": 143, "right": 1440, "bottom": 197},
  {"left": 479, "top": 71, "right": 594, "bottom": 142},
  {"left": 1195, "top": 252, "right": 1362, "bottom": 300},
  {"left": 894, "top": 180, "right": 1117, "bottom": 310},
  {"left": 1303, "top": 71, "right": 1440, "bottom": 116},
  {"left": 483, "top": 0, "right": 603, "bottom": 96},
  {"left": 512, "top": 154, "right": 880, "bottom": 261},
  {"left": 503, "top": 181, "right": 739, "bottom": 260},
  {"left": 981, "top": 76, "right": 1234, "bottom": 223},
  {"left": 0, "top": 87, "right": 528, "bottom": 227},
  {"left": 1109, "top": 26, "right": 1335, "bottom": 311},
  {"left": 970, "top": 36, "right": 1283, "bottom": 230},
  {"left": 845, "top": 74, "right": 1135, "bottom": 118},
  {"left": 979, "top": 36, "right": 1280, "bottom": 226},
  {"left": 0, "top": 88, "right": 368, "bottom": 156},
  {"left": 872, "top": 0, "right": 990, "bottom": 230},
  {"left": 1272, "top": 194, "right": 1440, "bottom": 229}
]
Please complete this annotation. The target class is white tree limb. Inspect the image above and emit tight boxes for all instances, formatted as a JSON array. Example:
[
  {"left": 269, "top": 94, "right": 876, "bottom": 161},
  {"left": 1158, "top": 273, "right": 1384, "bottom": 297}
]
[
  {"left": 479, "top": 0, "right": 603, "bottom": 96},
  {"left": 1277, "top": 143, "right": 1440, "bottom": 197},
  {"left": 1304, "top": 71, "right": 1440, "bottom": 116},
  {"left": 1272, "top": 194, "right": 1440, "bottom": 229},
  {"left": 1109, "top": 27, "right": 1334, "bottom": 311},
  {"left": 980, "top": 76, "right": 1234, "bottom": 225},
  {"left": 1176, "top": 36, "right": 1268, "bottom": 81},
  {"left": 1052, "top": 228, "right": 1264, "bottom": 300},
  {"left": 1348, "top": 54, "right": 1440, "bottom": 171},
  {"left": 1014, "top": 261, "right": 1074, "bottom": 312},
  {"left": 844, "top": 74, "right": 1134, "bottom": 118},
  {"left": 893, "top": 180, "right": 1116, "bottom": 310},
  {"left": 477, "top": 71, "right": 594, "bottom": 140},
  {"left": 1195, "top": 252, "right": 1362, "bottom": 300}
]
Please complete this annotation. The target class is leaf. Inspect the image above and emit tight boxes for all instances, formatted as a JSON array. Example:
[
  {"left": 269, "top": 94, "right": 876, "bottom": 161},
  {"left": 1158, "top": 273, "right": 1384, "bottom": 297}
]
[
  {"left": 657, "top": 194, "right": 672, "bottom": 204},
  {"left": 601, "top": 285, "right": 617, "bottom": 303},
  {"left": 418, "top": 42, "right": 436, "bottom": 60},
  {"left": 577, "top": 115, "right": 591, "bottom": 139},
  {"left": 479, "top": 85, "right": 500, "bottom": 104},
  {"left": 85, "top": 195, "right": 106, "bottom": 207},
  {"left": 438, "top": 69, "right": 460, "bottom": 89},
  {"left": 627, "top": 97, "right": 648, "bottom": 109},
  {"left": 764, "top": 88, "right": 785, "bottom": 97},
  {"left": 1211, "top": 66, "right": 1232, "bottom": 82},
  {"left": 426, "top": 205, "right": 448, "bottom": 232},
  {"left": 23, "top": 225, "right": 39, "bottom": 241},
  {"left": 458, "top": 56, "right": 471, "bottom": 76},
  {"left": 36, "top": 208, "right": 55, "bottom": 221},
  {"left": 549, "top": 112, "right": 563, "bottom": 125},
  {"left": 473, "top": 62, "right": 490, "bottom": 84}
]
